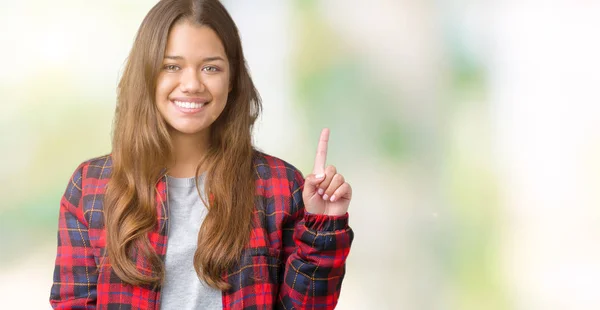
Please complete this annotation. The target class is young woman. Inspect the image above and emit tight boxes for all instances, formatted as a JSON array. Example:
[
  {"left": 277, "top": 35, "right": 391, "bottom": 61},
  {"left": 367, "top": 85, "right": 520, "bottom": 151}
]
[{"left": 49, "top": 0, "right": 353, "bottom": 309}]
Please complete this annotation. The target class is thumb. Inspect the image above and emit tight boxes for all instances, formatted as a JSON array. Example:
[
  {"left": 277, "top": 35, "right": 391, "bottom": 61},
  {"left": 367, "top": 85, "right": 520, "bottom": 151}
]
[{"left": 303, "top": 173, "right": 325, "bottom": 196}]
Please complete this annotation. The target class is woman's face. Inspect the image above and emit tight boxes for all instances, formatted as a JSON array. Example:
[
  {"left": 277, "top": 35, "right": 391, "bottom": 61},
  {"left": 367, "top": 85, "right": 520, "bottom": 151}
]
[{"left": 155, "top": 20, "right": 230, "bottom": 136}]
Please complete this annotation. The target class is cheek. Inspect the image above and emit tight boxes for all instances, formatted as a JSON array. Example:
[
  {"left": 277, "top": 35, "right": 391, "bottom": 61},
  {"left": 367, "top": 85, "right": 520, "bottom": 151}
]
[
  {"left": 206, "top": 73, "right": 231, "bottom": 99},
  {"left": 155, "top": 75, "right": 176, "bottom": 100}
]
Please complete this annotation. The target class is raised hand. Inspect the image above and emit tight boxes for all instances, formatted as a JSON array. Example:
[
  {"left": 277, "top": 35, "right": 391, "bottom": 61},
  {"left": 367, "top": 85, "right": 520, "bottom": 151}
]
[{"left": 302, "top": 128, "right": 352, "bottom": 216}]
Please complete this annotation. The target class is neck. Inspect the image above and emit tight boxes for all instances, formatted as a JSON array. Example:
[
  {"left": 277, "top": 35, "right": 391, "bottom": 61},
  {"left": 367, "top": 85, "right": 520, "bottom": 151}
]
[{"left": 168, "top": 129, "right": 210, "bottom": 178}]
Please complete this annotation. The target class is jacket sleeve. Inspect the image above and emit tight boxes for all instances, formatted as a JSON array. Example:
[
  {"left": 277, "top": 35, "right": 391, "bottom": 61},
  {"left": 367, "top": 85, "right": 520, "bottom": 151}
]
[
  {"left": 50, "top": 163, "right": 98, "bottom": 309},
  {"left": 277, "top": 169, "right": 354, "bottom": 309}
]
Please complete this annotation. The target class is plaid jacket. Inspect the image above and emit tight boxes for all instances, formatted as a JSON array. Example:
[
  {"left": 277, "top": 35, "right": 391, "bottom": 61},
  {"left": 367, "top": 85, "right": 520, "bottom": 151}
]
[{"left": 50, "top": 152, "right": 353, "bottom": 309}]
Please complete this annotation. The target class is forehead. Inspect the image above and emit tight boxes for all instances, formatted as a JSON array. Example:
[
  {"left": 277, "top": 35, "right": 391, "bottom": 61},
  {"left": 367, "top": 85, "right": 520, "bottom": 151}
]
[{"left": 164, "top": 21, "right": 226, "bottom": 58}]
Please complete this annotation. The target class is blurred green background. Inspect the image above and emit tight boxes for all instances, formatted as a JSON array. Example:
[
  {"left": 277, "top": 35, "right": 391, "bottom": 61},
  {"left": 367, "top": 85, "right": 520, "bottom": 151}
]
[{"left": 1, "top": 1, "right": 599, "bottom": 309}]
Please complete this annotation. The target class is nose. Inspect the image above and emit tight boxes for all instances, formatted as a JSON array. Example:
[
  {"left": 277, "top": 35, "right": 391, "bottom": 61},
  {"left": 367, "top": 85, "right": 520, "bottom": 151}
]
[{"left": 179, "top": 68, "right": 204, "bottom": 94}]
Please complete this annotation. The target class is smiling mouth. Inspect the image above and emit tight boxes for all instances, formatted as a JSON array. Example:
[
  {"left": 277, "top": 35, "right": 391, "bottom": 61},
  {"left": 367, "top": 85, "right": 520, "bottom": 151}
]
[{"left": 172, "top": 100, "right": 206, "bottom": 109}]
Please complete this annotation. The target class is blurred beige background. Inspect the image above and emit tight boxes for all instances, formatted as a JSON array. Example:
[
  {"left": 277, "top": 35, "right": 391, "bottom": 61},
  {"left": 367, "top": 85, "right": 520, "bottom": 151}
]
[{"left": 1, "top": 0, "right": 599, "bottom": 309}]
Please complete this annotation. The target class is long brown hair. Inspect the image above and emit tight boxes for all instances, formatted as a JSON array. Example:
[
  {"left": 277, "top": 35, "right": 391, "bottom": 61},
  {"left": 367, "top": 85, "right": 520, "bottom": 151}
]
[{"left": 104, "top": 0, "right": 261, "bottom": 290}]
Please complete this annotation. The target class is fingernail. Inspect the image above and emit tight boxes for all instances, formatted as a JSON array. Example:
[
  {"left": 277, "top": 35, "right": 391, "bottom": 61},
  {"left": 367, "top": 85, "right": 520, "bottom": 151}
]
[
  {"left": 322, "top": 194, "right": 329, "bottom": 201},
  {"left": 317, "top": 188, "right": 324, "bottom": 195},
  {"left": 315, "top": 174, "right": 325, "bottom": 179},
  {"left": 330, "top": 195, "right": 336, "bottom": 202}
]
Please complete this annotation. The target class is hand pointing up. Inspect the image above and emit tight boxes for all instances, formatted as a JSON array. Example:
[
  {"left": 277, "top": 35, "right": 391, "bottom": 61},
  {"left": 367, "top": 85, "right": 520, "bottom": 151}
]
[{"left": 303, "top": 128, "right": 352, "bottom": 216}]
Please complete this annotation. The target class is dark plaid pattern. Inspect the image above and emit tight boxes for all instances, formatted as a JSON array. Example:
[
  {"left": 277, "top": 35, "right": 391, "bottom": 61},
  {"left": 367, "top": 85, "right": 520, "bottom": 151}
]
[{"left": 50, "top": 152, "right": 354, "bottom": 309}]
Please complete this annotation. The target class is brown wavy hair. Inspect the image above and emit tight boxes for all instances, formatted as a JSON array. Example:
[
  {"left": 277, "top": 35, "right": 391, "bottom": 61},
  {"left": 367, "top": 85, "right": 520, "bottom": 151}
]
[{"left": 104, "top": 0, "right": 261, "bottom": 290}]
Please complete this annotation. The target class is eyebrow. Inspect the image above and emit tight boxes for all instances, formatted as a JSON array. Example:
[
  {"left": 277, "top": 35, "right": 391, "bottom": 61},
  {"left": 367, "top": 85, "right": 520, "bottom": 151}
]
[{"left": 163, "top": 55, "right": 226, "bottom": 62}]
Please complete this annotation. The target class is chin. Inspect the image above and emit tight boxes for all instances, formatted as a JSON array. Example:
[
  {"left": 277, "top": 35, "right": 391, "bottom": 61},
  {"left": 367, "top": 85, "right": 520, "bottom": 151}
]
[{"left": 169, "top": 124, "right": 210, "bottom": 136}]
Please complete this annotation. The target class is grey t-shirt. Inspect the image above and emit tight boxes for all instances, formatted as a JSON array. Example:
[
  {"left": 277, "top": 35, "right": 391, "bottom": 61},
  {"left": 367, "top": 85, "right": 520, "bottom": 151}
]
[{"left": 160, "top": 175, "right": 223, "bottom": 310}]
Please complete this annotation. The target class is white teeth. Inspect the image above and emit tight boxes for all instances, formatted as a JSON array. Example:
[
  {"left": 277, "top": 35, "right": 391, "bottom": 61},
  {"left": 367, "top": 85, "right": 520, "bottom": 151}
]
[{"left": 173, "top": 100, "right": 205, "bottom": 109}]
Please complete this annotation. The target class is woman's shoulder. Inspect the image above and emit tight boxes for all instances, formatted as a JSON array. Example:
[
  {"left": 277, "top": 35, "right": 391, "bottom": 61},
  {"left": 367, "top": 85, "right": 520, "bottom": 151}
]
[
  {"left": 74, "top": 153, "right": 113, "bottom": 181},
  {"left": 252, "top": 151, "right": 305, "bottom": 207},
  {"left": 60, "top": 154, "right": 112, "bottom": 228},
  {"left": 252, "top": 150, "right": 304, "bottom": 185}
]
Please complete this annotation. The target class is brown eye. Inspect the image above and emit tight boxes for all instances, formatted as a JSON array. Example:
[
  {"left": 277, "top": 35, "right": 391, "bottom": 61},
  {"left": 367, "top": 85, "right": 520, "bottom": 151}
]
[
  {"left": 202, "top": 66, "right": 219, "bottom": 73},
  {"left": 163, "top": 64, "right": 180, "bottom": 72}
]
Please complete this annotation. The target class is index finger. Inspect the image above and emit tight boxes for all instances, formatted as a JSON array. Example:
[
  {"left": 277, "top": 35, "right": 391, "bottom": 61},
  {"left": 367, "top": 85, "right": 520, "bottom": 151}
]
[{"left": 312, "top": 128, "right": 330, "bottom": 175}]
